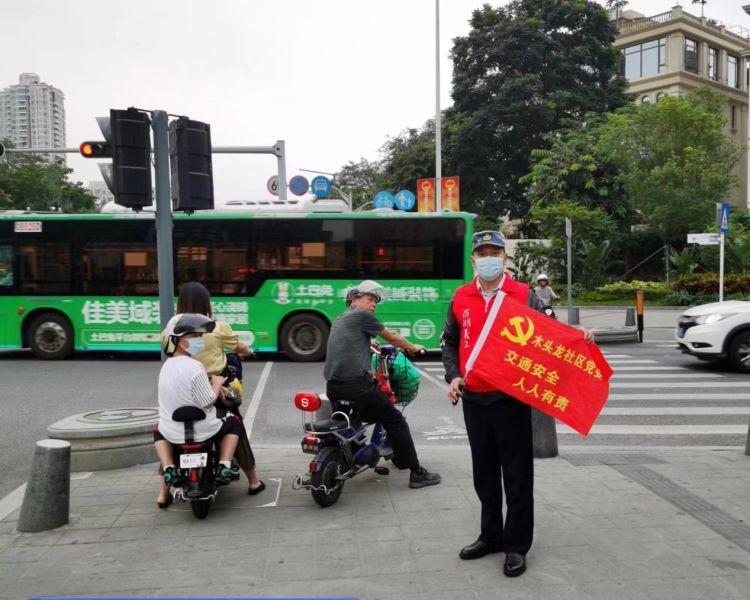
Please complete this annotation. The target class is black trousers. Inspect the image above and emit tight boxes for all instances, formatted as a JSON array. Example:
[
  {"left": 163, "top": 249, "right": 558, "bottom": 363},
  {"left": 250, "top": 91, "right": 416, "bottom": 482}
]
[
  {"left": 462, "top": 398, "right": 534, "bottom": 554},
  {"left": 326, "top": 378, "right": 420, "bottom": 471}
]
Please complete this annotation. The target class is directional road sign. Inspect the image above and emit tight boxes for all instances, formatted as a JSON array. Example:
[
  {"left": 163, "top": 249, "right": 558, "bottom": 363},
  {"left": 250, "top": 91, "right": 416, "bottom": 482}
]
[
  {"left": 687, "top": 233, "right": 720, "bottom": 245},
  {"left": 373, "top": 191, "right": 395, "bottom": 209},
  {"left": 394, "top": 189, "right": 416, "bottom": 210},
  {"left": 289, "top": 175, "right": 310, "bottom": 196}
]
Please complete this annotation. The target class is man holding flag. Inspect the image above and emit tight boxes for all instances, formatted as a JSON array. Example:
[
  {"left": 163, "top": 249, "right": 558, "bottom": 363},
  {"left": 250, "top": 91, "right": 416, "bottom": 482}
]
[{"left": 441, "top": 230, "right": 598, "bottom": 578}]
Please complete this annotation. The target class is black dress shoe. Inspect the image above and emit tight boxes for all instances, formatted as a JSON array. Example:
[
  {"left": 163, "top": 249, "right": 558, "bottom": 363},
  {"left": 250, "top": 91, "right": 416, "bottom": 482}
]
[
  {"left": 503, "top": 552, "right": 526, "bottom": 577},
  {"left": 459, "top": 539, "right": 503, "bottom": 560}
]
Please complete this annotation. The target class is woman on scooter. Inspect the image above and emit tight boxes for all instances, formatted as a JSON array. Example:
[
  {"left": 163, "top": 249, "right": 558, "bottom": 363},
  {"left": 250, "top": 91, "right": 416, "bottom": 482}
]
[
  {"left": 155, "top": 313, "right": 243, "bottom": 507},
  {"left": 167, "top": 281, "right": 264, "bottom": 497}
]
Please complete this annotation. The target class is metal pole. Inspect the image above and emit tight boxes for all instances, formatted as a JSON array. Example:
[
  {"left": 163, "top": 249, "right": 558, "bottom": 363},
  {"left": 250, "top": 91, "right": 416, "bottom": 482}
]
[
  {"left": 747, "top": 62, "right": 750, "bottom": 211},
  {"left": 719, "top": 231, "right": 725, "bottom": 302},
  {"left": 435, "top": 0, "right": 442, "bottom": 212},
  {"left": 276, "top": 140, "right": 288, "bottom": 201},
  {"left": 665, "top": 244, "right": 670, "bottom": 286},
  {"left": 565, "top": 218, "right": 572, "bottom": 315},
  {"left": 151, "top": 110, "right": 174, "bottom": 359}
]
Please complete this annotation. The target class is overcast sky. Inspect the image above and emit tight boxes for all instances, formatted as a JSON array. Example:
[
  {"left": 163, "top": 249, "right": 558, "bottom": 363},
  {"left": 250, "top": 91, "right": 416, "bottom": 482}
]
[{"left": 2, "top": 0, "right": 748, "bottom": 204}]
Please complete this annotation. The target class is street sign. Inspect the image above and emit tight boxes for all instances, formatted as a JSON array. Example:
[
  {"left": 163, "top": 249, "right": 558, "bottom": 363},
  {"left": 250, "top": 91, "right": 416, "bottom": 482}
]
[
  {"left": 373, "top": 191, "right": 395, "bottom": 209},
  {"left": 440, "top": 176, "right": 460, "bottom": 211},
  {"left": 394, "top": 189, "right": 416, "bottom": 211},
  {"left": 310, "top": 175, "right": 332, "bottom": 198},
  {"left": 417, "top": 178, "right": 435, "bottom": 212},
  {"left": 289, "top": 175, "right": 310, "bottom": 196},
  {"left": 687, "top": 233, "right": 720, "bottom": 245},
  {"left": 267, "top": 175, "right": 279, "bottom": 196},
  {"left": 718, "top": 202, "right": 730, "bottom": 234},
  {"left": 565, "top": 217, "right": 572, "bottom": 238}
]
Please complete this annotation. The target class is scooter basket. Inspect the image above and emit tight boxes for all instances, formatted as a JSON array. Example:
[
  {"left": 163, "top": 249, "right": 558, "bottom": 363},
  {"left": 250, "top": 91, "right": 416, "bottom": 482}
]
[{"left": 381, "top": 353, "right": 421, "bottom": 406}]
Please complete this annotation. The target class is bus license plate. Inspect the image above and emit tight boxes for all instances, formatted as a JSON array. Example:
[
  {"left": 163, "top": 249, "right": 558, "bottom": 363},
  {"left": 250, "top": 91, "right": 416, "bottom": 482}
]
[{"left": 180, "top": 453, "right": 208, "bottom": 468}]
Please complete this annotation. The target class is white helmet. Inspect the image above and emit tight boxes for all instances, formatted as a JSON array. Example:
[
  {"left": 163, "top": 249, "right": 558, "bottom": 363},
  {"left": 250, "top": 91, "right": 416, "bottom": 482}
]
[
  {"left": 346, "top": 280, "right": 385, "bottom": 306},
  {"left": 537, "top": 274, "right": 549, "bottom": 282}
]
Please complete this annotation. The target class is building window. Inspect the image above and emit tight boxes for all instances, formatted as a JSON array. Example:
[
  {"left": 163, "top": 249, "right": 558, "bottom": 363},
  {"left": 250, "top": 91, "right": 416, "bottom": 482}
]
[
  {"left": 728, "top": 55, "right": 740, "bottom": 88},
  {"left": 621, "top": 38, "right": 667, "bottom": 80},
  {"left": 731, "top": 105, "right": 737, "bottom": 131},
  {"left": 685, "top": 38, "right": 698, "bottom": 73},
  {"left": 708, "top": 47, "right": 719, "bottom": 81},
  {"left": 656, "top": 92, "right": 667, "bottom": 102},
  {"left": 641, "top": 95, "right": 652, "bottom": 105}
]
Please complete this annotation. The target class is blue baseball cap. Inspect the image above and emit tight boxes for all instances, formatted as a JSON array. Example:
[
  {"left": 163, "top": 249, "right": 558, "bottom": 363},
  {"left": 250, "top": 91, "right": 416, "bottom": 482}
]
[{"left": 472, "top": 230, "right": 506, "bottom": 252}]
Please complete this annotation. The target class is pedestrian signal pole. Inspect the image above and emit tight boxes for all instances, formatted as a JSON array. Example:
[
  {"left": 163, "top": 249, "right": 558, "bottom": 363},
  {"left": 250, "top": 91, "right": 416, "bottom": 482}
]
[{"left": 565, "top": 217, "right": 572, "bottom": 314}]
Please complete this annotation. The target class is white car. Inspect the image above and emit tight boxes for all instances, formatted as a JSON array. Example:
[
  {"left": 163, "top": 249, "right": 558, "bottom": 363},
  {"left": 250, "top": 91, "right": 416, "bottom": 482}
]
[{"left": 676, "top": 300, "right": 750, "bottom": 372}]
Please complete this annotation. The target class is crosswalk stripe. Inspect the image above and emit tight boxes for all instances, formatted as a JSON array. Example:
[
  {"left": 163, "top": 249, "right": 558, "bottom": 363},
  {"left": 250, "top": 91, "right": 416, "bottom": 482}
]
[
  {"left": 416, "top": 362, "right": 445, "bottom": 367},
  {"left": 601, "top": 407, "right": 750, "bottom": 415},
  {"left": 612, "top": 381, "right": 742, "bottom": 388},
  {"left": 609, "top": 393, "right": 750, "bottom": 400},
  {"left": 425, "top": 367, "right": 446, "bottom": 373},
  {"left": 612, "top": 373, "right": 722, "bottom": 379},
  {"left": 557, "top": 424, "right": 747, "bottom": 435},
  {"left": 612, "top": 366, "right": 687, "bottom": 371},
  {"left": 606, "top": 360, "right": 657, "bottom": 364},
  {"left": 602, "top": 354, "right": 632, "bottom": 358}
]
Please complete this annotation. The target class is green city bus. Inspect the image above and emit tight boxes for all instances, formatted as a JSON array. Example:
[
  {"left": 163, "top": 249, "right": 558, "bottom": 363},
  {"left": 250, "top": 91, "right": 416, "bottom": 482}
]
[{"left": 0, "top": 210, "right": 474, "bottom": 360}]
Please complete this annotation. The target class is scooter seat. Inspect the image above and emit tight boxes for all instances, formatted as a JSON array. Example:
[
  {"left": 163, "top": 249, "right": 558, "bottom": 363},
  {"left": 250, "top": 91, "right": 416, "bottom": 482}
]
[{"left": 304, "top": 419, "right": 351, "bottom": 433}]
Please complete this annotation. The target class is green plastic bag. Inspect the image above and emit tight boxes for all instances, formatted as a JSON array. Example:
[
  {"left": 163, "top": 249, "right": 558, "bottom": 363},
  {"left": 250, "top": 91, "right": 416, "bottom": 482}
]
[{"left": 373, "top": 352, "right": 421, "bottom": 405}]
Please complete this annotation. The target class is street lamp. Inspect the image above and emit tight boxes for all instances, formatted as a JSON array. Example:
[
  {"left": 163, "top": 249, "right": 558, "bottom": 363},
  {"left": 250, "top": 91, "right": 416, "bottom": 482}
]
[{"left": 744, "top": 6, "right": 750, "bottom": 210}]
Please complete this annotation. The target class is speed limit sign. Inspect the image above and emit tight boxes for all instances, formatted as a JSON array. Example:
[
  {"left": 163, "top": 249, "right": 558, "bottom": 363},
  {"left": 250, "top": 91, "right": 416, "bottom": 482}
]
[{"left": 267, "top": 175, "right": 279, "bottom": 196}]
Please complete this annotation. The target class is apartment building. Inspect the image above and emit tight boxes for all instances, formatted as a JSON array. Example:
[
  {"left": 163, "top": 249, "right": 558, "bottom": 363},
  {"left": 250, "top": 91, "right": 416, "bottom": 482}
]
[{"left": 615, "top": 6, "right": 750, "bottom": 210}]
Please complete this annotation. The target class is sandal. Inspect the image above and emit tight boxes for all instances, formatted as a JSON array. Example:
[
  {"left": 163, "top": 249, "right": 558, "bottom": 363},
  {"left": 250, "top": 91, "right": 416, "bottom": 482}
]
[
  {"left": 248, "top": 480, "right": 266, "bottom": 496},
  {"left": 157, "top": 494, "right": 173, "bottom": 509}
]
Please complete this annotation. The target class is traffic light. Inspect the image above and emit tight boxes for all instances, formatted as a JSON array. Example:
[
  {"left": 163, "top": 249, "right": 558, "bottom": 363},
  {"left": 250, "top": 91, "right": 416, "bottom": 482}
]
[
  {"left": 80, "top": 109, "right": 153, "bottom": 210},
  {"left": 169, "top": 118, "right": 214, "bottom": 212}
]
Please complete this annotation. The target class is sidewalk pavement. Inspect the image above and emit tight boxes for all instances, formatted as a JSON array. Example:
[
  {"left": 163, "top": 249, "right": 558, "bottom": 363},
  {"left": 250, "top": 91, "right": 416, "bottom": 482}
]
[
  {"left": 556, "top": 307, "right": 683, "bottom": 331},
  {"left": 1, "top": 446, "right": 749, "bottom": 600}
]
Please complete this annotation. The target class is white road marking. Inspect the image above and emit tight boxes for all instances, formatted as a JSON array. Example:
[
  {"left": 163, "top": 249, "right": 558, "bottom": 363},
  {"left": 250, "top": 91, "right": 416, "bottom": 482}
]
[
  {"left": 606, "top": 360, "right": 657, "bottom": 364},
  {"left": 601, "top": 407, "right": 750, "bottom": 415},
  {"left": 243, "top": 361, "right": 274, "bottom": 440},
  {"left": 0, "top": 483, "right": 26, "bottom": 522},
  {"left": 558, "top": 424, "right": 748, "bottom": 435},
  {"left": 612, "top": 373, "right": 722, "bottom": 379},
  {"left": 425, "top": 367, "right": 446, "bottom": 373},
  {"left": 612, "top": 366, "right": 688, "bottom": 371},
  {"left": 416, "top": 367, "right": 450, "bottom": 392},
  {"left": 612, "top": 381, "right": 741, "bottom": 388},
  {"left": 258, "top": 477, "right": 283, "bottom": 508},
  {"left": 609, "top": 393, "right": 750, "bottom": 400}
]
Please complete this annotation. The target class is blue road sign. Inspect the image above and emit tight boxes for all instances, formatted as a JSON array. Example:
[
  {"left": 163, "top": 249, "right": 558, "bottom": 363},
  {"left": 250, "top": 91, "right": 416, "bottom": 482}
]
[
  {"left": 373, "top": 191, "right": 395, "bottom": 209},
  {"left": 720, "top": 202, "right": 730, "bottom": 234},
  {"left": 310, "top": 175, "right": 332, "bottom": 198},
  {"left": 289, "top": 175, "right": 310, "bottom": 196},
  {"left": 394, "top": 189, "right": 416, "bottom": 210}
]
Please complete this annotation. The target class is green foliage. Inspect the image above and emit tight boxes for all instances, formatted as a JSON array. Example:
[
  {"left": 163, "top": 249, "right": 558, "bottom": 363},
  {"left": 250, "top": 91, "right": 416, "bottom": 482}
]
[
  {"left": 672, "top": 273, "right": 750, "bottom": 296},
  {"left": 0, "top": 142, "right": 95, "bottom": 213},
  {"left": 333, "top": 158, "right": 382, "bottom": 209},
  {"left": 590, "top": 280, "right": 670, "bottom": 300},
  {"left": 450, "top": 0, "right": 628, "bottom": 219}
]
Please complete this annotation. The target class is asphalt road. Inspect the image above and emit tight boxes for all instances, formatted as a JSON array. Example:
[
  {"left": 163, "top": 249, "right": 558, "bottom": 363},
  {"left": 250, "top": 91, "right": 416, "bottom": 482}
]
[{"left": 1, "top": 333, "right": 748, "bottom": 500}]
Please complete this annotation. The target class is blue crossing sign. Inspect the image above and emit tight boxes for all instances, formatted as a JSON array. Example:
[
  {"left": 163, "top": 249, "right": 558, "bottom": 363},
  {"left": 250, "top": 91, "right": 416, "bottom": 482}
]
[
  {"left": 719, "top": 202, "right": 730, "bottom": 234},
  {"left": 373, "top": 191, "right": 395, "bottom": 209},
  {"left": 394, "top": 189, "right": 416, "bottom": 211}
]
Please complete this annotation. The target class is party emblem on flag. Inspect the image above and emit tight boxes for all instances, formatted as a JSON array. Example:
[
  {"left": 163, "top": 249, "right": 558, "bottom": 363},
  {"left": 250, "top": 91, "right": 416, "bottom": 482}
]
[{"left": 464, "top": 293, "right": 612, "bottom": 436}]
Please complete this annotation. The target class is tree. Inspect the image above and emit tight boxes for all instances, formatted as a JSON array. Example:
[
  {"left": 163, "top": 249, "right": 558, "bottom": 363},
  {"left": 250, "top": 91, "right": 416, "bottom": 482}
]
[
  {"left": 334, "top": 158, "right": 382, "bottom": 209},
  {"left": 0, "top": 142, "right": 95, "bottom": 213},
  {"left": 450, "top": 0, "right": 629, "bottom": 221},
  {"left": 596, "top": 88, "right": 740, "bottom": 244}
]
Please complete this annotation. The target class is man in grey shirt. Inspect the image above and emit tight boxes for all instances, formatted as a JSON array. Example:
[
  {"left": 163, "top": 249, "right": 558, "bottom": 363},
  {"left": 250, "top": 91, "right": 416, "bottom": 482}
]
[
  {"left": 533, "top": 273, "right": 558, "bottom": 306},
  {"left": 324, "top": 280, "right": 441, "bottom": 489}
]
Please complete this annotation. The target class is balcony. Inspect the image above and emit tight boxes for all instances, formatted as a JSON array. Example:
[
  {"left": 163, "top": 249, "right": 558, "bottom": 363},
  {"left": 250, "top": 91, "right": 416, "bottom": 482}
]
[{"left": 618, "top": 8, "right": 750, "bottom": 44}]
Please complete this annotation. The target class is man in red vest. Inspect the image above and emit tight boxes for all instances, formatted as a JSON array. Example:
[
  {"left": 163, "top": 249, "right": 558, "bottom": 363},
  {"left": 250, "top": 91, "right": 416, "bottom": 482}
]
[{"left": 441, "top": 230, "right": 590, "bottom": 577}]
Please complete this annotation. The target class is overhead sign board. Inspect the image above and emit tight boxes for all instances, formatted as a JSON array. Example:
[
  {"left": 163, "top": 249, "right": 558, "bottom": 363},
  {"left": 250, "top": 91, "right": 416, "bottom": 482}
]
[
  {"left": 687, "top": 233, "right": 720, "bottom": 245},
  {"left": 266, "top": 175, "right": 279, "bottom": 196},
  {"left": 289, "top": 175, "right": 310, "bottom": 196},
  {"left": 394, "top": 189, "right": 416, "bottom": 211},
  {"left": 373, "top": 190, "right": 395, "bottom": 209},
  {"left": 310, "top": 175, "right": 332, "bottom": 198}
]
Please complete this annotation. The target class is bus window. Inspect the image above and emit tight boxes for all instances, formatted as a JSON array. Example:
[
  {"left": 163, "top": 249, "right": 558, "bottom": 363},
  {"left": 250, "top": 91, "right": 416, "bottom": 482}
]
[
  {"left": 18, "top": 242, "right": 72, "bottom": 294},
  {"left": 0, "top": 244, "right": 13, "bottom": 288},
  {"left": 81, "top": 243, "right": 159, "bottom": 295}
]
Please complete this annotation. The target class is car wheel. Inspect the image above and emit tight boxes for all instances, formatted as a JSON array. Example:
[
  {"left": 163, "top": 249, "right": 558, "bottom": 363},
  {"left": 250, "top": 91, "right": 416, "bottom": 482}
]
[{"left": 728, "top": 330, "right": 750, "bottom": 373}]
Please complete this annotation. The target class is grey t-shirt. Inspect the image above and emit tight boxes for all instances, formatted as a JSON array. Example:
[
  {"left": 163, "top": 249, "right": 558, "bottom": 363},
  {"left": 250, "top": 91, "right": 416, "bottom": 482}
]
[
  {"left": 533, "top": 285, "right": 558, "bottom": 305},
  {"left": 323, "top": 309, "right": 384, "bottom": 381}
]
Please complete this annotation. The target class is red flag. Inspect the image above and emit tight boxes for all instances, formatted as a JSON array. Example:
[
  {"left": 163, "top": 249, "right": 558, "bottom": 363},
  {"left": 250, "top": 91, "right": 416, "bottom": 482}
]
[{"left": 464, "top": 293, "right": 612, "bottom": 436}]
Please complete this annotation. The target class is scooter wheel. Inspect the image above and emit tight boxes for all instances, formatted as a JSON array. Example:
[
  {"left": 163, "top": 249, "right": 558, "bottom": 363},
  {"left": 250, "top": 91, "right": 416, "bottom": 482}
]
[
  {"left": 311, "top": 450, "right": 346, "bottom": 508},
  {"left": 191, "top": 499, "right": 211, "bottom": 519},
  {"left": 374, "top": 466, "right": 390, "bottom": 475}
]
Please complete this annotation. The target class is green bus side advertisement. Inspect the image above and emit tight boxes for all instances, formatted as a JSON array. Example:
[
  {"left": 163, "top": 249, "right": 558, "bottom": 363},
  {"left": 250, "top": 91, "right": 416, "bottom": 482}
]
[{"left": 0, "top": 279, "right": 462, "bottom": 352}]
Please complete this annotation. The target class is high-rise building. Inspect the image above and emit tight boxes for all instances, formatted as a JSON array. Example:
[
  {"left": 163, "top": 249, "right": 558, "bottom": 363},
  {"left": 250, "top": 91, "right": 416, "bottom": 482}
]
[
  {"left": 0, "top": 73, "right": 66, "bottom": 158},
  {"left": 614, "top": 7, "right": 750, "bottom": 210},
  {"left": 87, "top": 181, "right": 115, "bottom": 210}
]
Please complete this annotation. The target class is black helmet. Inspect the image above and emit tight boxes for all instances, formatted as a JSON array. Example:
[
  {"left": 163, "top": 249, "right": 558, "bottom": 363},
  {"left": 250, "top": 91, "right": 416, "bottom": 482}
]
[{"left": 162, "top": 313, "right": 215, "bottom": 354}]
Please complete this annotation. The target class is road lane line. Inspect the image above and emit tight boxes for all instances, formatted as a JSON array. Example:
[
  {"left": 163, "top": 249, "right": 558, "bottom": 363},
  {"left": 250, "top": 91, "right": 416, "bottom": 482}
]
[
  {"left": 557, "top": 424, "right": 747, "bottom": 435},
  {"left": 606, "top": 360, "right": 658, "bottom": 364},
  {"left": 416, "top": 367, "right": 449, "bottom": 392},
  {"left": 0, "top": 483, "right": 26, "bottom": 522},
  {"left": 609, "top": 393, "right": 750, "bottom": 400},
  {"left": 612, "top": 366, "right": 688, "bottom": 371},
  {"left": 612, "top": 381, "right": 740, "bottom": 388},
  {"left": 612, "top": 373, "right": 722, "bottom": 379},
  {"left": 244, "top": 361, "right": 273, "bottom": 440},
  {"left": 601, "top": 407, "right": 750, "bottom": 415}
]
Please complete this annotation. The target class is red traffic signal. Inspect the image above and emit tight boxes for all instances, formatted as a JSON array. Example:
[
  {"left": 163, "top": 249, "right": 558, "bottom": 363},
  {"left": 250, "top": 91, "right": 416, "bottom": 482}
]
[{"left": 79, "top": 141, "right": 111, "bottom": 158}]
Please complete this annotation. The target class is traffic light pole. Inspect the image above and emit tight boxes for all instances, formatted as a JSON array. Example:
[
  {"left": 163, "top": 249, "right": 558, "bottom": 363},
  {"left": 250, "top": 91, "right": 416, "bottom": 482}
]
[{"left": 151, "top": 110, "right": 175, "bottom": 343}]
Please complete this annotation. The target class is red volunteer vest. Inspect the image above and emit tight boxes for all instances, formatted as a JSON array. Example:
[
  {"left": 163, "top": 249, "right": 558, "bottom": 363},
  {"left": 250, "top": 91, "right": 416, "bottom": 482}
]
[{"left": 451, "top": 276, "right": 531, "bottom": 393}]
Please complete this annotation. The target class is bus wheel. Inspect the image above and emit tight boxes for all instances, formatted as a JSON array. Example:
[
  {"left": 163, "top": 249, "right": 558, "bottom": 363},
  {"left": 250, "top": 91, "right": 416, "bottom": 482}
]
[
  {"left": 280, "top": 314, "right": 329, "bottom": 362},
  {"left": 27, "top": 312, "right": 74, "bottom": 360}
]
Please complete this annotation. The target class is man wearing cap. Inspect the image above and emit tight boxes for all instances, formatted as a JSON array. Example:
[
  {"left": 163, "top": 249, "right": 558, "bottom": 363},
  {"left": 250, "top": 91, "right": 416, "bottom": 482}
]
[
  {"left": 441, "top": 231, "right": 591, "bottom": 577},
  {"left": 324, "top": 280, "right": 441, "bottom": 489}
]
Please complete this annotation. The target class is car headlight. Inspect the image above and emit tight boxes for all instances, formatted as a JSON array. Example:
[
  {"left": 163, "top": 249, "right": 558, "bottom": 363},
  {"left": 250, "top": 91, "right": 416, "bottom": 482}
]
[{"left": 695, "top": 313, "right": 735, "bottom": 325}]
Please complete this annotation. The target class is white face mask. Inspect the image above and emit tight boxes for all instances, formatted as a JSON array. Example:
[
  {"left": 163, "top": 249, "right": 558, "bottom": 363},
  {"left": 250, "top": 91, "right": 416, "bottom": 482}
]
[
  {"left": 474, "top": 256, "right": 504, "bottom": 281},
  {"left": 185, "top": 337, "right": 205, "bottom": 356}
]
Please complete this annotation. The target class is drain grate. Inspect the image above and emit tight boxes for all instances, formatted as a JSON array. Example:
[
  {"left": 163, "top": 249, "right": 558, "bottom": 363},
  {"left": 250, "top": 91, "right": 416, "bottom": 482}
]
[
  {"left": 610, "top": 463, "right": 750, "bottom": 554},
  {"left": 561, "top": 453, "right": 665, "bottom": 467}
]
